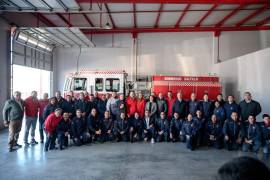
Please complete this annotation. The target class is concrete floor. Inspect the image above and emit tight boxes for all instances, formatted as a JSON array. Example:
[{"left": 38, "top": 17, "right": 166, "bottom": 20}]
[{"left": 0, "top": 129, "right": 269, "bottom": 180}]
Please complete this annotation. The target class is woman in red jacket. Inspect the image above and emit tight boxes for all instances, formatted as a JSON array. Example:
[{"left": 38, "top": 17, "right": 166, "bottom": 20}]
[
  {"left": 126, "top": 92, "right": 137, "bottom": 118},
  {"left": 136, "top": 92, "right": 146, "bottom": 118},
  {"left": 44, "top": 108, "right": 62, "bottom": 151}
]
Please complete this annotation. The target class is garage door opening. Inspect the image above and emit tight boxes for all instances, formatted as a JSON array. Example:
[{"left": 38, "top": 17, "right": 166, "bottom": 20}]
[{"left": 12, "top": 64, "right": 51, "bottom": 99}]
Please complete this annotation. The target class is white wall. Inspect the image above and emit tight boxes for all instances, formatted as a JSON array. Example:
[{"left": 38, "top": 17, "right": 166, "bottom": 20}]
[
  {"left": 0, "top": 18, "right": 10, "bottom": 129},
  {"left": 212, "top": 47, "right": 270, "bottom": 116}
]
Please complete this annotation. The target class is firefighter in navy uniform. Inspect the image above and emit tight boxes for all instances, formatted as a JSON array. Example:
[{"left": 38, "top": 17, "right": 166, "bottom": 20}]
[
  {"left": 129, "top": 112, "right": 143, "bottom": 142},
  {"left": 188, "top": 93, "right": 201, "bottom": 117},
  {"left": 71, "top": 109, "right": 91, "bottom": 146},
  {"left": 75, "top": 92, "right": 90, "bottom": 118},
  {"left": 201, "top": 93, "right": 213, "bottom": 121},
  {"left": 114, "top": 112, "right": 129, "bottom": 142},
  {"left": 155, "top": 112, "right": 170, "bottom": 142},
  {"left": 205, "top": 114, "right": 223, "bottom": 149},
  {"left": 142, "top": 110, "right": 156, "bottom": 142},
  {"left": 170, "top": 112, "right": 185, "bottom": 142},
  {"left": 193, "top": 110, "right": 206, "bottom": 147},
  {"left": 182, "top": 114, "right": 199, "bottom": 151},
  {"left": 56, "top": 112, "right": 71, "bottom": 150},
  {"left": 261, "top": 114, "right": 270, "bottom": 160},
  {"left": 101, "top": 111, "right": 114, "bottom": 142},
  {"left": 213, "top": 101, "right": 226, "bottom": 125},
  {"left": 87, "top": 108, "right": 104, "bottom": 142},
  {"left": 223, "top": 95, "right": 239, "bottom": 120},
  {"left": 242, "top": 115, "right": 262, "bottom": 154},
  {"left": 223, "top": 112, "right": 242, "bottom": 151}
]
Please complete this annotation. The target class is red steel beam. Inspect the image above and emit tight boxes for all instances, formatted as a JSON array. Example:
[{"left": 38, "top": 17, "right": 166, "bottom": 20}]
[
  {"left": 236, "top": 4, "right": 270, "bottom": 26},
  {"left": 81, "top": 26, "right": 270, "bottom": 34},
  {"left": 195, "top": 4, "right": 218, "bottom": 27},
  {"left": 56, "top": 13, "right": 73, "bottom": 27},
  {"left": 154, "top": 4, "right": 163, "bottom": 28},
  {"left": 133, "top": 3, "right": 137, "bottom": 28},
  {"left": 215, "top": 4, "right": 245, "bottom": 27},
  {"left": 35, "top": 13, "right": 57, "bottom": 27},
  {"left": 76, "top": 0, "right": 270, "bottom": 4},
  {"left": 256, "top": 15, "right": 270, "bottom": 26},
  {"left": 175, "top": 4, "right": 191, "bottom": 27},
  {"left": 82, "top": 13, "right": 94, "bottom": 26},
  {"left": 104, "top": 3, "right": 116, "bottom": 28}
]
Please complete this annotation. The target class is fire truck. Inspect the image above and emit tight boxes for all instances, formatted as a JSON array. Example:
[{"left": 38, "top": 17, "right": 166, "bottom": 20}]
[{"left": 63, "top": 70, "right": 222, "bottom": 100}]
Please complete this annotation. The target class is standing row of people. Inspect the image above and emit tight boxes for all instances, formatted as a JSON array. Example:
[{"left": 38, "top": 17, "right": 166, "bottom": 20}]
[{"left": 2, "top": 90, "right": 268, "bottom": 158}]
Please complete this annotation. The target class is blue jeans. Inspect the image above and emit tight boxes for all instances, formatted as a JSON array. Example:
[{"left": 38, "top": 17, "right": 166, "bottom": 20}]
[
  {"left": 263, "top": 140, "right": 270, "bottom": 154},
  {"left": 23, "top": 116, "right": 38, "bottom": 143},
  {"left": 242, "top": 140, "right": 261, "bottom": 153},
  {"left": 45, "top": 131, "right": 56, "bottom": 150},
  {"left": 39, "top": 117, "right": 45, "bottom": 141}
]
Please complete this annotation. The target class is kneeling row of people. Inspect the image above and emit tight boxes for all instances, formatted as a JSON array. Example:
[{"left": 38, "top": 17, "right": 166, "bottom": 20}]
[{"left": 44, "top": 108, "right": 270, "bottom": 155}]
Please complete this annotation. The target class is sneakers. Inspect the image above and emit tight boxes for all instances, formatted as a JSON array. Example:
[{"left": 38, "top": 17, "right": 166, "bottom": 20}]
[
  {"left": 24, "top": 142, "right": 30, "bottom": 146},
  {"left": 151, "top": 138, "right": 155, "bottom": 144},
  {"left": 8, "top": 148, "right": 13, "bottom": 152},
  {"left": 14, "top": 143, "right": 22, "bottom": 148},
  {"left": 31, "top": 139, "right": 38, "bottom": 145}
]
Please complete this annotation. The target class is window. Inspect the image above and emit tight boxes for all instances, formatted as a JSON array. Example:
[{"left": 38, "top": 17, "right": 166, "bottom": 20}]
[
  {"left": 95, "top": 78, "right": 103, "bottom": 91},
  {"left": 105, "top": 78, "right": 120, "bottom": 92},
  {"left": 64, "top": 78, "right": 71, "bottom": 91},
  {"left": 73, "top": 78, "right": 87, "bottom": 91}
]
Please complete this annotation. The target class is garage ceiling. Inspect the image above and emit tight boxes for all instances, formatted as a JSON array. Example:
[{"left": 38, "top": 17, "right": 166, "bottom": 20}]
[{"left": 1, "top": 0, "right": 270, "bottom": 34}]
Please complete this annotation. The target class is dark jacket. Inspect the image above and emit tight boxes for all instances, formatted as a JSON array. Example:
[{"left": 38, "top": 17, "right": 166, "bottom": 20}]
[
  {"left": 129, "top": 117, "right": 143, "bottom": 132},
  {"left": 56, "top": 120, "right": 71, "bottom": 134},
  {"left": 155, "top": 117, "right": 170, "bottom": 132},
  {"left": 142, "top": 117, "right": 155, "bottom": 130},
  {"left": 43, "top": 104, "right": 57, "bottom": 120},
  {"left": 102, "top": 118, "right": 113, "bottom": 133},
  {"left": 242, "top": 122, "right": 262, "bottom": 142},
  {"left": 156, "top": 98, "right": 168, "bottom": 114},
  {"left": 87, "top": 114, "right": 102, "bottom": 134},
  {"left": 188, "top": 100, "right": 201, "bottom": 116},
  {"left": 114, "top": 118, "right": 129, "bottom": 133},
  {"left": 172, "top": 100, "right": 187, "bottom": 119},
  {"left": 206, "top": 121, "right": 223, "bottom": 140},
  {"left": 260, "top": 122, "right": 270, "bottom": 142},
  {"left": 223, "top": 119, "right": 241, "bottom": 138},
  {"left": 56, "top": 97, "right": 69, "bottom": 112},
  {"left": 3, "top": 99, "right": 24, "bottom": 121},
  {"left": 75, "top": 99, "right": 90, "bottom": 116},
  {"left": 201, "top": 100, "right": 213, "bottom": 120},
  {"left": 214, "top": 107, "right": 226, "bottom": 124},
  {"left": 182, "top": 120, "right": 198, "bottom": 136},
  {"left": 224, "top": 102, "right": 240, "bottom": 119},
  {"left": 71, "top": 117, "right": 87, "bottom": 138},
  {"left": 239, "top": 100, "right": 262, "bottom": 121},
  {"left": 97, "top": 99, "right": 107, "bottom": 117},
  {"left": 170, "top": 118, "right": 184, "bottom": 133}
]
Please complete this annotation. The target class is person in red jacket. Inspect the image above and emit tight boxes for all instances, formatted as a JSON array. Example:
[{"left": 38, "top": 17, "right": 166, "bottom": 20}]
[
  {"left": 23, "top": 91, "right": 40, "bottom": 146},
  {"left": 44, "top": 108, "right": 62, "bottom": 151},
  {"left": 166, "top": 91, "right": 175, "bottom": 120},
  {"left": 38, "top": 93, "right": 49, "bottom": 143},
  {"left": 126, "top": 91, "right": 137, "bottom": 118},
  {"left": 136, "top": 92, "right": 146, "bottom": 118}
]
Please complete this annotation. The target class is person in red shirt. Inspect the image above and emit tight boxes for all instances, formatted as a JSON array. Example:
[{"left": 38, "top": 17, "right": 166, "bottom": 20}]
[
  {"left": 38, "top": 93, "right": 49, "bottom": 143},
  {"left": 126, "top": 91, "right": 137, "bottom": 118},
  {"left": 136, "top": 92, "right": 146, "bottom": 118},
  {"left": 166, "top": 91, "right": 175, "bottom": 120},
  {"left": 23, "top": 91, "right": 40, "bottom": 146},
  {"left": 44, "top": 108, "right": 62, "bottom": 151}
]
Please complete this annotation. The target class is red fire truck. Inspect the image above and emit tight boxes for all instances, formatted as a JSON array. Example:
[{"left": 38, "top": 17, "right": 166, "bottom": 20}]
[{"left": 63, "top": 70, "right": 221, "bottom": 100}]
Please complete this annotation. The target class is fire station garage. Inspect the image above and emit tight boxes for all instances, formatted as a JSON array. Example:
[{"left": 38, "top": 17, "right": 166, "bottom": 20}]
[{"left": 1, "top": 0, "right": 270, "bottom": 180}]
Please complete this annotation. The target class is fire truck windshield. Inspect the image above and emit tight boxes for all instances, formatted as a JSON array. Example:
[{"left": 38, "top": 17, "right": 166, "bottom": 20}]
[
  {"left": 73, "top": 78, "right": 87, "bottom": 91},
  {"left": 105, "top": 78, "right": 120, "bottom": 92}
]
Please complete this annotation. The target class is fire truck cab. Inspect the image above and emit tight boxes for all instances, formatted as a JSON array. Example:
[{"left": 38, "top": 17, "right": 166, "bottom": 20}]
[{"left": 63, "top": 70, "right": 127, "bottom": 98}]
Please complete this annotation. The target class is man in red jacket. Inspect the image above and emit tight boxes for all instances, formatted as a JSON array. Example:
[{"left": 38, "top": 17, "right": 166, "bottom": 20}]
[
  {"left": 44, "top": 108, "right": 62, "bottom": 151},
  {"left": 126, "top": 91, "right": 137, "bottom": 118},
  {"left": 38, "top": 93, "right": 49, "bottom": 143},
  {"left": 166, "top": 91, "right": 175, "bottom": 120},
  {"left": 136, "top": 92, "right": 146, "bottom": 118},
  {"left": 23, "top": 91, "right": 40, "bottom": 146}
]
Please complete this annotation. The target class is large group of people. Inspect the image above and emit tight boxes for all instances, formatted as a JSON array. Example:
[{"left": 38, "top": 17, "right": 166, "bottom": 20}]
[{"left": 2, "top": 90, "right": 270, "bottom": 160}]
